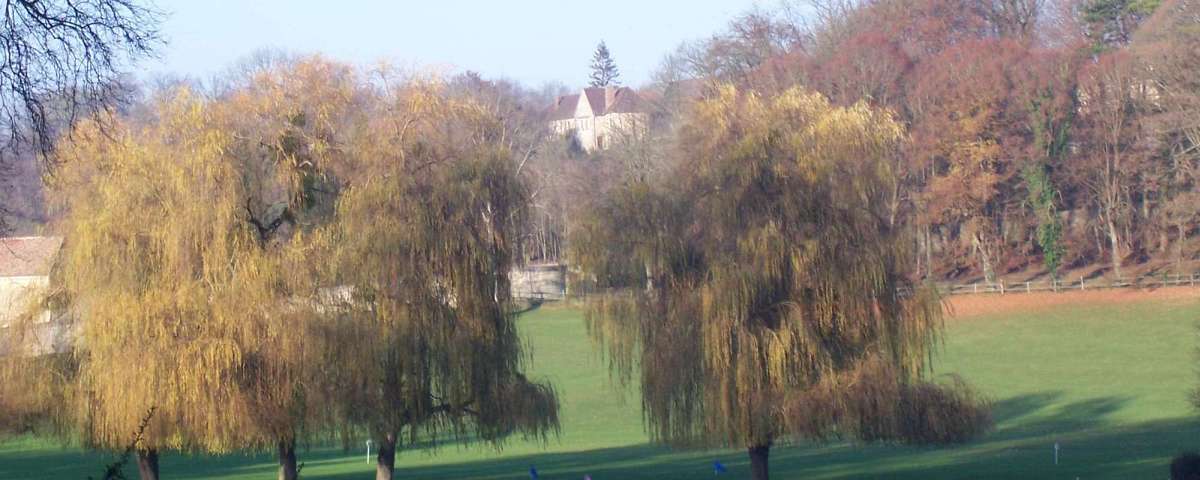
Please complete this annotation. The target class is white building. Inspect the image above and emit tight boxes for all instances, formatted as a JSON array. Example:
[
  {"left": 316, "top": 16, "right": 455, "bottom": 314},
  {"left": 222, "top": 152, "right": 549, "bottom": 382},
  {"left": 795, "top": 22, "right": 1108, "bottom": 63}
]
[
  {"left": 548, "top": 86, "right": 648, "bottom": 152},
  {"left": 0, "top": 236, "right": 68, "bottom": 355}
]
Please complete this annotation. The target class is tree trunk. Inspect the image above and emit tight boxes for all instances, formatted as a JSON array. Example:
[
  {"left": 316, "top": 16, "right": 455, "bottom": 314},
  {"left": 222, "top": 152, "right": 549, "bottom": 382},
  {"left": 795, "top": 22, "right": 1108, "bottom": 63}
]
[
  {"left": 1107, "top": 218, "right": 1122, "bottom": 280},
  {"left": 915, "top": 230, "right": 924, "bottom": 278},
  {"left": 278, "top": 440, "right": 298, "bottom": 480},
  {"left": 972, "top": 232, "right": 996, "bottom": 284},
  {"left": 541, "top": 218, "right": 548, "bottom": 261},
  {"left": 136, "top": 448, "right": 159, "bottom": 480},
  {"left": 376, "top": 432, "right": 397, "bottom": 480},
  {"left": 1177, "top": 221, "right": 1186, "bottom": 273},
  {"left": 748, "top": 444, "right": 770, "bottom": 480},
  {"left": 644, "top": 261, "right": 654, "bottom": 292},
  {"left": 888, "top": 179, "right": 901, "bottom": 228},
  {"left": 925, "top": 226, "right": 934, "bottom": 279}
]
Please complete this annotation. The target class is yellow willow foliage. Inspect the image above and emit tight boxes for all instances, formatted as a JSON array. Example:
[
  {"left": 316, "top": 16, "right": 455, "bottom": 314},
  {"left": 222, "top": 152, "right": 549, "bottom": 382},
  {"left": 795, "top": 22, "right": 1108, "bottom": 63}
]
[
  {"left": 0, "top": 263, "right": 74, "bottom": 438},
  {"left": 47, "top": 89, "right": 327, "bottom": 453},
  {"left": 785, "top": 356, "right": 991, "bottom": 445},
  {"left": 0, "top": 352, "right": 76, "bottom": 438},
  {"left": 575, "top": 84, "right": 988, "bottom": 449},
  {"left": 309, "top": 83, "right": 558, "bottom": 448},
  {"left": 14, "top": 57, "right": 559, "bottom": 463},
  {"left": 219, "top": 55, "right": 363, "bottom": 225}
]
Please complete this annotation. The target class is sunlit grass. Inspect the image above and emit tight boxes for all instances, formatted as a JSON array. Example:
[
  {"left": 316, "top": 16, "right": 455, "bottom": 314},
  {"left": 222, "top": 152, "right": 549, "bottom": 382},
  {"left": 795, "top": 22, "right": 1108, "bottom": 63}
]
[{"left": 3, "top": 298, "right": 1198, "bottom": 479}]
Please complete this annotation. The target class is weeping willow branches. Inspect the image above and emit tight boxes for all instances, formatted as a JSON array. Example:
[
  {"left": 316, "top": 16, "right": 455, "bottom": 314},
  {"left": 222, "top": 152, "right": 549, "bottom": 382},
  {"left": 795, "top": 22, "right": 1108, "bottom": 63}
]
[
  {"left": 48, "top": 88, "right": 305, "bottom": 455},
  {"left": 573, "top": 84, "right": 990, "bottom": 478},
  {"left": 313, "top": 83, "right": 559, "bottom": 476},
  {"left": 9, "top": 56, "right": 558, "bottom": 480}
]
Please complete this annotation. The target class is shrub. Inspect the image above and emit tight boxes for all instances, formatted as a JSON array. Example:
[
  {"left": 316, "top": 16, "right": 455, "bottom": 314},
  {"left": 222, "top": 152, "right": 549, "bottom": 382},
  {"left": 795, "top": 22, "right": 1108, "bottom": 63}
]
[
  {"left": 785, "top": 358, "right": 993, "bottom": 446},
  {"left": 896, "top": 376, "right": 993, "bottom": 445}
]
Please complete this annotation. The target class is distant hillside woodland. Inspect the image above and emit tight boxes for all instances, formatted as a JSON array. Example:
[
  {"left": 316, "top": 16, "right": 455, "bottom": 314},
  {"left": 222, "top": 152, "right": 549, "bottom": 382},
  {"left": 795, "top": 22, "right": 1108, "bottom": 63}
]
[
  {"left": 514, "top": 0, "right": 1199, "bottom": 285},
  {"left": 3, "top": 0, "right": 1198, "bottom": 286}
]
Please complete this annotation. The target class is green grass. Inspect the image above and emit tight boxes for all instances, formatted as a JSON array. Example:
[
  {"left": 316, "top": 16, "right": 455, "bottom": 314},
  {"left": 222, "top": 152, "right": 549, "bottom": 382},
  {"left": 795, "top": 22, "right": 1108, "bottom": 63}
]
[{"left": 3, "top": 298, "right": 1199, "bottom": 479}]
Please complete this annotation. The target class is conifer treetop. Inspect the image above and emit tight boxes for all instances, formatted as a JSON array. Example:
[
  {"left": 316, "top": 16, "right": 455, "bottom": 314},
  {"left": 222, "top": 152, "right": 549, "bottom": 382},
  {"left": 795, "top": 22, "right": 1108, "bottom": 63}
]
[{"left": 589, "top": 41, "right": 620, "bottom": 88}]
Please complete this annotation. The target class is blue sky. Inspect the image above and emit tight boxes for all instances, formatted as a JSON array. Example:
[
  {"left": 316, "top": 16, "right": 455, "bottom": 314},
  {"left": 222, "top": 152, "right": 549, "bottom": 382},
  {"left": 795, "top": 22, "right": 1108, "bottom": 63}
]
[{"left": 148, "top": 0, "right": 766, "bottom": 89}]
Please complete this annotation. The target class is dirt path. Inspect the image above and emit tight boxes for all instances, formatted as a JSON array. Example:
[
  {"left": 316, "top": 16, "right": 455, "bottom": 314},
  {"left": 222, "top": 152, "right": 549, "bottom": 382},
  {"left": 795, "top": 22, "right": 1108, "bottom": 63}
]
[{"left": 945, "top": 285, "right": 1200, "bottom": 319}]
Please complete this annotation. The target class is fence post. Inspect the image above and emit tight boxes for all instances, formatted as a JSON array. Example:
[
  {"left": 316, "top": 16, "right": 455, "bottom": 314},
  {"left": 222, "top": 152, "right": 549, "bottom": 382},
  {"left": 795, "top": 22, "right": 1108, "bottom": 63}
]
[
  {"left": 1192, "top": 273, "right": 1196, "bottom": 287},
  {"left": 1080, "top": 276, "right": 1085, "bottom": 290},
  {"left": 973, "top": 283, "right": 978, "bottom": 294},
  {"left": 1000, "top": 280, "right": 1005, "bottom": 295},
  {"left": 1026, "top": 281, "right": 1031, "bottom": 293},
  {"left": 1052, "top": 278, "right": 1058, "bottom": 293}
]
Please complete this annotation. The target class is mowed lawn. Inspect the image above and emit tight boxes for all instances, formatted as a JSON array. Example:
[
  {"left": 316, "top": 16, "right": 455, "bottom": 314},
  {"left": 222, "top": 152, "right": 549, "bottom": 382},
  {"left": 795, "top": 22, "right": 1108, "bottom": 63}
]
[{"left": 3, "top": 291, "right": 1200, "bottom": 479}]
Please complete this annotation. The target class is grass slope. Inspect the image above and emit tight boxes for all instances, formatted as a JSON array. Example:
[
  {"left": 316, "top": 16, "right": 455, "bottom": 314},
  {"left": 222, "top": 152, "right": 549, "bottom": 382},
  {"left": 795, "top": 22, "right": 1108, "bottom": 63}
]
[{"left": 2, "top": 296, "right": 1198, "bottom": 479}]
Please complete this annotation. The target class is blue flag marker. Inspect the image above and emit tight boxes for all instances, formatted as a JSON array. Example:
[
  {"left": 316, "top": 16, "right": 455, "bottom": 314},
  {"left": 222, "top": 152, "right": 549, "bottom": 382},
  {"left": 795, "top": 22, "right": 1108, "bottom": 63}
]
[
  {"left": 713, "top": 461, "right": 728, "bottom": 475},
  {"left": 529, "top": 465, "right": 539, "bottom": 480},
  {"left": 584, "top": 476, "right": 593, "bottom": 480}
]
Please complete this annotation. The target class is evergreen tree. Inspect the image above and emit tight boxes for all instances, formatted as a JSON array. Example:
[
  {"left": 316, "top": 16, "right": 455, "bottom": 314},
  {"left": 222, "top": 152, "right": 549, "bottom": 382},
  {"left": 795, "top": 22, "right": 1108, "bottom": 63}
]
[
  {"left": 589, "top": 41, "right": 620, "bottom": 87},
  {"left": 1082, "top": 0, "right": 1160, "bottom": 48}
]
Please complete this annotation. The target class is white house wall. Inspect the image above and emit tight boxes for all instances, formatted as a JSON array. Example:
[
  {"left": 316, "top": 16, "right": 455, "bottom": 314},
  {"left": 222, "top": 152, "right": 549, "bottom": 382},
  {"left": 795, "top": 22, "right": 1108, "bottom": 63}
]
[
  {"left": 549, "top": 113, "right": 648, "bottom": 153},
  {"left": 0, "top": 275, "right": 48, "bottom": 328},
  {"left": 0, "top": 275, "right": 69, "bottom": 356}
]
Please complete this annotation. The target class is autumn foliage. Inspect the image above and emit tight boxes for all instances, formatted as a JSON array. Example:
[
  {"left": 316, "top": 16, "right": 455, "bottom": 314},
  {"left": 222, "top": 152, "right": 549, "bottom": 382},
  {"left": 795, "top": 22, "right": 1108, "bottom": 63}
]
[
  {"left": 631, "top": 0, "right": 1195, "bottom": 283},
  {"left": 2, "top": 57, "right": 559, "bottom": 480}
]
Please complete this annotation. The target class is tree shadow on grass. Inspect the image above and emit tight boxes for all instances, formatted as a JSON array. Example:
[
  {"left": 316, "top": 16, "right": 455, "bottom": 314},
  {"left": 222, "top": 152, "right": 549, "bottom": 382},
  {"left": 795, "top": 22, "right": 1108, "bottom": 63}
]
[
  {"left": 510, "top": 298, "right": 545, "bottom": 316},
  {"left": 312, "top": 393, "right": 1190, "bottom": 480},
  {"left": 987, "top": 391, "right": 1131, "bottom": 439},
  {"left": 2, "top": 393, "right": 1196, "bottom": 479}
]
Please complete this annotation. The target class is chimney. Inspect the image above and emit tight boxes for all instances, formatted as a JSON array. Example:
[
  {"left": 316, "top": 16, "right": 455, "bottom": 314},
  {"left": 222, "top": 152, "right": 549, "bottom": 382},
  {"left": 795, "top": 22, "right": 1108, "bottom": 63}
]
[{"left": 604, "top": 86, "right": 616, "bottom": 113}]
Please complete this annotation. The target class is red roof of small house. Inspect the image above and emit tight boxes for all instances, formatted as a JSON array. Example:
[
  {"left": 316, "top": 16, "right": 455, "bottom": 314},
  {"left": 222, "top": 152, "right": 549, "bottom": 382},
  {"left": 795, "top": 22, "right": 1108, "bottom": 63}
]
[{"left": 0, "top": 236, "right": 62, "bottom": 277}]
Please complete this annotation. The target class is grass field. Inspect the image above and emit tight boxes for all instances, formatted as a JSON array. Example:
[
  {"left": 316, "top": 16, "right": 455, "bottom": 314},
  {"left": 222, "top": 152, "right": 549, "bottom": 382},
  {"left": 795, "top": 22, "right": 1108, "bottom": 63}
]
[{"left": 3, "top": 290, "right": 1200, "bottom": 479}]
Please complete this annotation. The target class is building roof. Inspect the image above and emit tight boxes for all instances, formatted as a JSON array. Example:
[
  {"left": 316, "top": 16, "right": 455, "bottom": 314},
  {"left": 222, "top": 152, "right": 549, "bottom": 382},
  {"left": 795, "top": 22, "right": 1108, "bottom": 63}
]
[
  {"left": 549, "top": 94, "right": 581, "bottom": 121},
  {"left": 548, "top": 86, "right": 649, "bottom": 121},
  {"left": 607, "top": 87, "right": 650, "bottom": 114},
  {"left": 583, "top": 88, "right": 608, "bottom": 116},
  {"left": 0, "top": 236, "right": 62, "bottom": 277}
]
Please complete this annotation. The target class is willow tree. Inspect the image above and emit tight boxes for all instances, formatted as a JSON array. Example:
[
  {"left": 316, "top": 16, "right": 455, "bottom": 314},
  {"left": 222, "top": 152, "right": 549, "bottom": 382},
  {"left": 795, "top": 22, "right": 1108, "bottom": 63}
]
[
  {"left": 573, "top": 85, "right": 990, "bottom": 480},
  {"left": 312, "top": 80, "right": 559, "bottom": 480},
  {"left": 0, "top": 341, "right": 75, "bottom": 439},
  {"left": 213, "top": 55, "right": 364, "bottom": 480},
  {"left": 51, "top": 91, "right": 250, "bottom": 478},
  {"left": 47, "top": 83, "right": 343, "bottom": 479}
]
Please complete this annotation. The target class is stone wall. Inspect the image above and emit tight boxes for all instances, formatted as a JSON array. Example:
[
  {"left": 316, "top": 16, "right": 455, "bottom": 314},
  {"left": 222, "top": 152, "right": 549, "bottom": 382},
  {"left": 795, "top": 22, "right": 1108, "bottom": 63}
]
[{"left": 511, "top": 263, "right": 566, "bottom": 300}]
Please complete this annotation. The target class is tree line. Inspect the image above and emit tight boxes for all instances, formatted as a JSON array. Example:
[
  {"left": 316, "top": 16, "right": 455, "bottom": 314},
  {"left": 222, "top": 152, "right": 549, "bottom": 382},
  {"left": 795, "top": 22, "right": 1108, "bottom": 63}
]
[
  {"left": 0, "top": 24, "right": 995, "bottom": 480},
  {"left": 530, "top": 0, "right": 1200, "bottom": 286}
]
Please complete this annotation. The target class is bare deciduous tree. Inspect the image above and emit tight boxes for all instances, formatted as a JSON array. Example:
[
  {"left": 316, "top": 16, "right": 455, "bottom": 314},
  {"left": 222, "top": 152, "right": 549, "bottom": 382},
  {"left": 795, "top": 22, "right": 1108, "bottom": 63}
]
[
  {"left": 0, "top": 0, "right": 160, "bottom": 234},
  {"left": 0, "top": 0, "right": 161, "bottom": 155}
]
